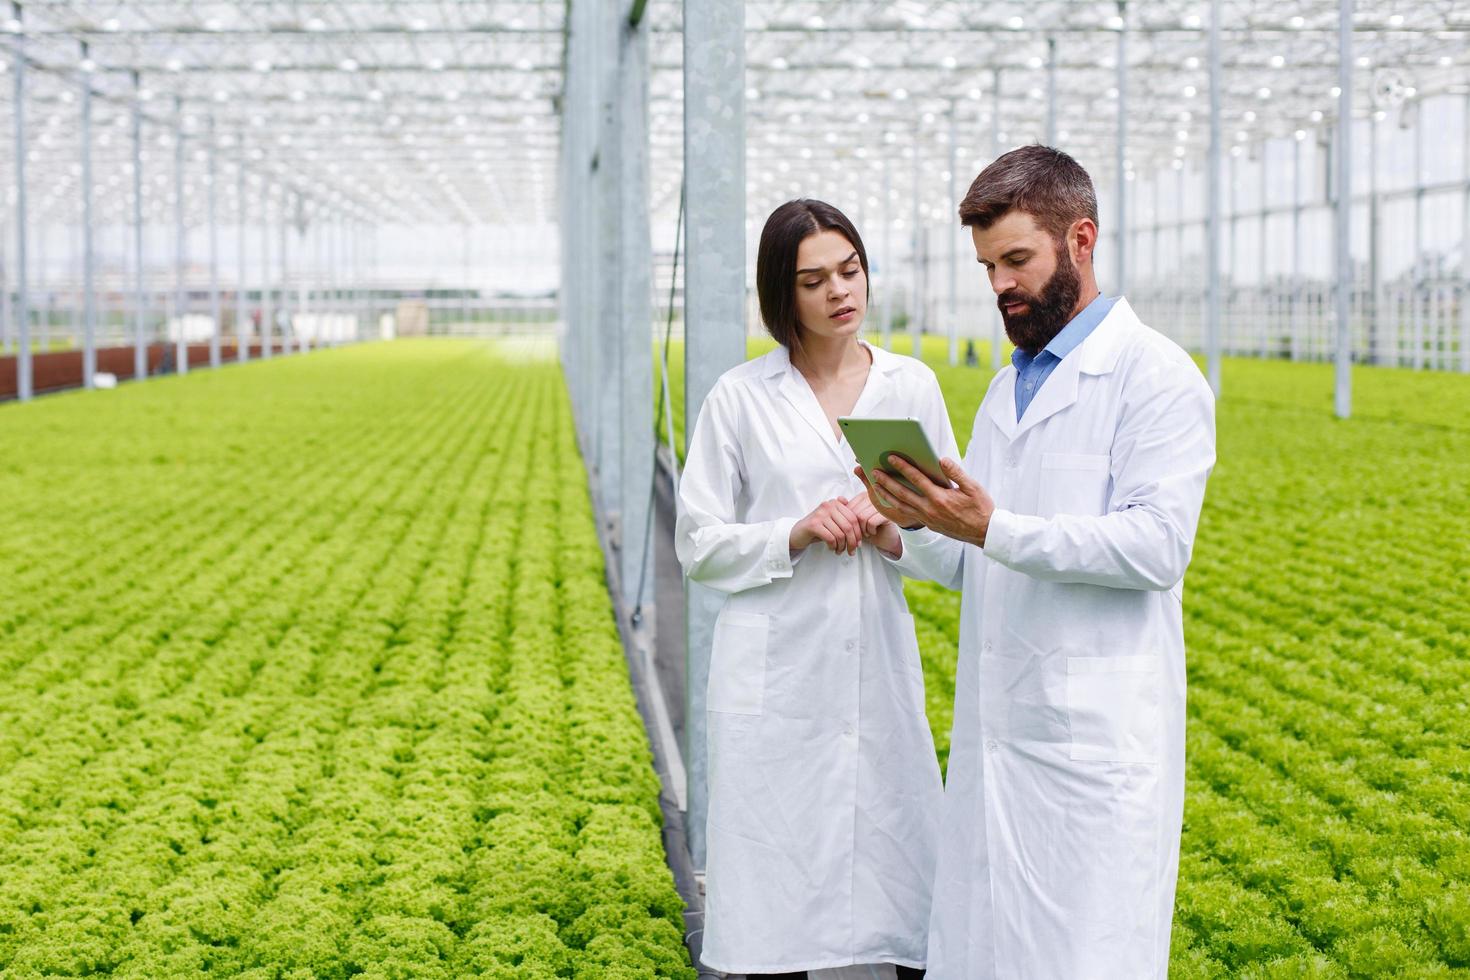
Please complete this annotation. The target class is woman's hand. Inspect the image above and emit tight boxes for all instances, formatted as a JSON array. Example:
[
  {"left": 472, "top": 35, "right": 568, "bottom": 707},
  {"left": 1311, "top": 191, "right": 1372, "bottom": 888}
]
[
  {"left": 790, "top": 498, "right": 864, "bottom": 556},
  {"left": 844, "top": 493, "right": 902, "bottom": 558}
]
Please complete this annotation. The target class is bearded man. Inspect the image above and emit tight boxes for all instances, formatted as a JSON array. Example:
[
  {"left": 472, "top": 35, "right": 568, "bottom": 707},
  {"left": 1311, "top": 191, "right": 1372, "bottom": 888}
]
[{"left": 857, "top": 145, "right": 1217, "bottom": 979}]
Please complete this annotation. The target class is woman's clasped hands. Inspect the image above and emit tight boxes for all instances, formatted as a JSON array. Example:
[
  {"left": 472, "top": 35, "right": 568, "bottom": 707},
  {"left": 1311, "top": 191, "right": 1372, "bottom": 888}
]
[{"left": 789, "top": 492, "right": 901, "bottom": 558}]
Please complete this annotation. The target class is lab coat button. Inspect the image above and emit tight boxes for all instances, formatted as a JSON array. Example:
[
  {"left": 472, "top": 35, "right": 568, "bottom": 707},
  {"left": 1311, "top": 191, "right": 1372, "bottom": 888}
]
[
  {"left": 1005, "top": 455, "right": 1018, "bottom": 468},
  {"left": 843, "top": 725, "right": 856, "bottom": 738},
  {"left": 844, "top": 639, "right": 856, "bottom": 651},
  {"left": 986, "top": 740, "right": 999, "bottom": 753},
  {"left": 983, "top": 641, "right": 993, "bottom": 653}
]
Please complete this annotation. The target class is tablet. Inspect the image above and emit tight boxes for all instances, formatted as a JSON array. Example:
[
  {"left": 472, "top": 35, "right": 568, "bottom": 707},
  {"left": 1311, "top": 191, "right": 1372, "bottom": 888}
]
[{"left": 838, "top": 416, "right": 950, "bottom": 498}]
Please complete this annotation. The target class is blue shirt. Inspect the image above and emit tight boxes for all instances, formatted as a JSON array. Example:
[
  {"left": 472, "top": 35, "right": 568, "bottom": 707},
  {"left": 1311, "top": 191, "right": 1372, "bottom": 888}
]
[{"left": 1012, "top": 294, "right": 1118, "bottom": 420}]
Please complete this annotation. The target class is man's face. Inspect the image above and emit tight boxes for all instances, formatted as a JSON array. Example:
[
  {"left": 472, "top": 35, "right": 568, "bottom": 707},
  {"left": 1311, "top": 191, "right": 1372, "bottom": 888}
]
[{"left": 971, "top": 210, "right": 1082, "bottom": 354}]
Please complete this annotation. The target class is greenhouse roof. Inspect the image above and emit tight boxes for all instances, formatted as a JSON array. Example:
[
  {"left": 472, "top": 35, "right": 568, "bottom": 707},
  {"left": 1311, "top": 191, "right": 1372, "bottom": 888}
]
[{"left": 3, "top": 0, "right": 1467, "bottom": 231}]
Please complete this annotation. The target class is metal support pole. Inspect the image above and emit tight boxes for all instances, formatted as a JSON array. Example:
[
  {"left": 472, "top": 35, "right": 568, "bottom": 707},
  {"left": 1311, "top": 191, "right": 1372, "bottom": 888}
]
[
  {"left": 1411, "top": 107, "right": 1423, "bottom": 369},
  {"left": 279, "top": 206, "right": 290, "bottom": 354},
  {"left": 80, "top": 44, "right": 96, "bottom": 388},
  {"left": 173, "top": 96, "right": 188, "bottom": 375},
  {"left": 594, "top": 5, "right": 622, "bottom": 523},
  {"left": 618, "top": 6, "right": 654, "bottom": 613},
  {"left": 1177, "top": 165, "right": 1186, "bottom": 340},
  {"left": 207, "top": 118, "right": 220, "bottom": 370},
  {"left": 131, "top": 70, "right": 146, "bottom": 381},
  {"left": 911, "top": 117, "right": 923, "bottom": 359},
  {"left": 947, "top": 99, "right": 958, "bottom": 366},
  {"left": 12, "top": 3, "right": 30, "bottom": 401},
  {"left": 1462, "top": 92, "right": 1470, "bottom": 373},
  {"left": 683, "top": 0, "right": 746, "bottom": 873},
  {"left": 991, "top": 68, "right": 1003, "bottom": 370},
  {"left": 881, "top": 155, "right": 893, "bottom": 350},
  {"left": 1045, "top": 37, "right": 1058, "bottom": 146},
  {"left": 1258, "top": 149, "right": 1268, "bottom": 358},
  {"left": 1205, "top": 0, "right": 1222, "bottom": 397},
  {"left": 1291, "top": 135, "right": 1302, "bottom": 362},
  {"left": 1333, "top": 0, "right": 1353, "bottom": 418},
  {"left": 1115, "top": 0, "right": 1128, "bottom": 296},
  {"left": 236, "top": 149, "right": 247, "bottom": 362},
  {"left": 1369, "top": 114, "right": 1384, "bottom": 364},
  {"left": 260, "top": 188, "right": 273, "bottom": 359}
]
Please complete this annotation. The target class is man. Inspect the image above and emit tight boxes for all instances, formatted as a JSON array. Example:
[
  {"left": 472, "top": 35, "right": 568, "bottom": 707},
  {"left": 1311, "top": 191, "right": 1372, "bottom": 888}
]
[{"left": 857, "top": 145, "right": 1216, "bottom": 978}]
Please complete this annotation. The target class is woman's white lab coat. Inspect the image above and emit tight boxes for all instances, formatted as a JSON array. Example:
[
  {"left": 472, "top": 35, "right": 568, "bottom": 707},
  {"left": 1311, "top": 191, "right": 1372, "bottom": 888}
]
[
  {"left": 889, "top": 300, "right": 1216, "bottom": 979},
  {"left": 675, "top": 341, "right": 957, "bottom": 975}
]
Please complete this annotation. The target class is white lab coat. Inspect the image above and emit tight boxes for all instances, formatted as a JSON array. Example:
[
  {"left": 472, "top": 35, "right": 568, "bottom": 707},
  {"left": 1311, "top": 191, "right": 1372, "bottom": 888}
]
[
  {"left": 889, "top": 299, "right": 1216, "bottom": 979},
  {"left": 676, "top": 341, "right": 957, "bottom": 975}
]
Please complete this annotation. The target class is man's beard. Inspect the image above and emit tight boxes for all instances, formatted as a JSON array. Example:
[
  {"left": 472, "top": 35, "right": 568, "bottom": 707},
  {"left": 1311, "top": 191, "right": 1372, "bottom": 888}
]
[{"left": 997, "top": 244, "right": 1082, "bottom": 354}]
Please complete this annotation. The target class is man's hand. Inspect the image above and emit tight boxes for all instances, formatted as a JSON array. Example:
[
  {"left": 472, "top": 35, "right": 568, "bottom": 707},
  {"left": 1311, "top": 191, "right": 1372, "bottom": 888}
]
[
  {"left": 857, "top": 457, "right": 995, "bottom": 547},
  {"left": 853, "top": 465, "right": 926, "bottom": 529}
]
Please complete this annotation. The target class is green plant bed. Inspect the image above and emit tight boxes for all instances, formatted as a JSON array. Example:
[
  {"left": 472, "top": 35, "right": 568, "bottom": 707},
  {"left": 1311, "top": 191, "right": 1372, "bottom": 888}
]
[{"left": 0, "top": 340, "right": 694, "bottom": 978}]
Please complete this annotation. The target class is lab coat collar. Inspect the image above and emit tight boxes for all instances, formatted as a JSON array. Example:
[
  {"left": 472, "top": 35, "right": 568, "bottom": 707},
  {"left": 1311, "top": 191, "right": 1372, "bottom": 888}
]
[
  {"left": 767, "top": 338, "right": 897, "bottom": 465},
  {"left": 985, "top": 296, "right": 1139, "bottom": 442}
]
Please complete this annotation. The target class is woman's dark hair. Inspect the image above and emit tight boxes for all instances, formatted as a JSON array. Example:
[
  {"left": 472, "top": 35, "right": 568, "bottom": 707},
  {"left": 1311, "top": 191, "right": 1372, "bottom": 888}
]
[{"left": 756, "top": 199, "right": 870, "bottom": 350}]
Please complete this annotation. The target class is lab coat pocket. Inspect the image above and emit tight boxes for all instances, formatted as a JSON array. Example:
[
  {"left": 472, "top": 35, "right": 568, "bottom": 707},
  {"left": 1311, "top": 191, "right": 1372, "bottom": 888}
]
[
  {"left": 1038, "top": 452, "right": 1111, "bottom": 517},
  {"left": 710, "top": 611, "right": 769, "bottom": 715},
  {"left": 1065, "top": 655, "right": 1160, "bottom": 764}
]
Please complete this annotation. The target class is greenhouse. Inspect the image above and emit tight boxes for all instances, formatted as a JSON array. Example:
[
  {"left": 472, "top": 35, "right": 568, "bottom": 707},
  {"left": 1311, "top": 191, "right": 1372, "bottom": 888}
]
[{"left": 1, "top": 1, "right": 1467, "bottom": 977}]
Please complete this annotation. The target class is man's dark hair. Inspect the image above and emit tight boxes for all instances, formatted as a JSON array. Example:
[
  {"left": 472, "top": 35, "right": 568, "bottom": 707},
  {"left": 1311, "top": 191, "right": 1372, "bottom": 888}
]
[
  {"left": 756, "top": 199, "right": 870, "bottom": 350},
  {"left": 957, "top": 145, "right": 1099, "bottom": 244}
]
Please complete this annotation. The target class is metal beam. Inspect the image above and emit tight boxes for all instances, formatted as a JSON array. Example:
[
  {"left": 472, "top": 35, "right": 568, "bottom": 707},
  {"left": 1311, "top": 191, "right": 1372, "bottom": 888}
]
[
  {"left": 947, "top": 98, "right": 958, "bottom": 366},
  {"left": 1334, "top": 0, "right": 1353, "bottom": 419},
  {"left": 881, "top": 154, "right": 893, "bottom": 350},
  {"left": 174, "top": 96, "right": 188, "bottom": 376},
  {"left": 260, "top": 185, "right": 273, "bottom": 359},
  {"left": 1115, "top": 1, "right": 1128, "bottom": 296},
  {"left": 991, "top": 67, "right": 1003, "bottom": 371},
  {"left": 12, "top": 2, "right": 30, "bottom": 401},
  {"left": 682, "top": 0, "right": 746, "bottom": 874},
  {"left": 132, "top": 70, "right": 146, "bottom": 381},
  {"left": 208, "top": 116, "right": 221, "bottom": 370},
  {"left": 1045, "top": 36, "right": 1058, "bottom": 146},
  {"left": 619, "top": 3, "right": 655, "bottom": 616},
  {"left": 1463, "top": 92, "right": 1470, "bottom": 374},
  {"left": 911, "top": 114, "right": 923, "bottom": 359},
  {"left": 1205, "top": 0, "right": 1222, "bottom": 398},
  {"left": 81, "top": 44, "right": 96, "bottom": 389},
  {"left": 237, "top": 144, "right": 248, "bottom": 362}
]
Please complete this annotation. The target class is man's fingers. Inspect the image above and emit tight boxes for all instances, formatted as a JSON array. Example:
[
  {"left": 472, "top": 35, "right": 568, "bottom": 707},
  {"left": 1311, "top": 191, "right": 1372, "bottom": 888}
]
[
  {"left": 939, "top": 457, "right": 971, "bottom": 491},
  {"left": 872, "top": 468, "right": 925, "bottom": 511}
]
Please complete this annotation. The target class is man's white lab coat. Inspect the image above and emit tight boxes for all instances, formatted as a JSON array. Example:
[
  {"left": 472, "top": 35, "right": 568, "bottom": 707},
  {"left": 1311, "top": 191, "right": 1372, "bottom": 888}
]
[{"left": 890, "top": 299, "right": 1216, "bottom": 979}]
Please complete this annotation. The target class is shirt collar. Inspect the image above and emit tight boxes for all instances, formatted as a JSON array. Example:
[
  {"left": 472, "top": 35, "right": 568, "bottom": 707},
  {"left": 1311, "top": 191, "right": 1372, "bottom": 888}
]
[{"left": 1011, "top": 293, "right": 1117, "bottom": 370}]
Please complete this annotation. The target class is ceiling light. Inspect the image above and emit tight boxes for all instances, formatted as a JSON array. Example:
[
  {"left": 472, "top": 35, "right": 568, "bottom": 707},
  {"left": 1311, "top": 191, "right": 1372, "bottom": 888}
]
[{"left": 340, "top": 58, "right": 359, "bottom": 72}]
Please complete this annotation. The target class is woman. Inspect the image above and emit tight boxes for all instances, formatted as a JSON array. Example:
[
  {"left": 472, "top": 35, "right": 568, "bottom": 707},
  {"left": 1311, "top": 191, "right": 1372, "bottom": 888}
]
[{"left": 676, "top": 200, "right": 958, "bottom": 979}]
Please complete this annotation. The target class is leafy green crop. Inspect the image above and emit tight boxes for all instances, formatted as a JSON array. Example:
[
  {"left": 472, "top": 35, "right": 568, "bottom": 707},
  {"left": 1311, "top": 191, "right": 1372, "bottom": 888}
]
[
  {"left": 0, "top": 339, "right": 693, "bottom": 978},
  {"left": 661, "top": 333, "right": 1470, "bottom": 977}
]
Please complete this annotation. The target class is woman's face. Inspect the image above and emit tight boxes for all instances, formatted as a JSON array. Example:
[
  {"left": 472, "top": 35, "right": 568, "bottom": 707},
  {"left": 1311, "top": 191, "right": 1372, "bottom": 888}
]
[{"left": 793, "top": 229, "right": 867, "bottom": 343}]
